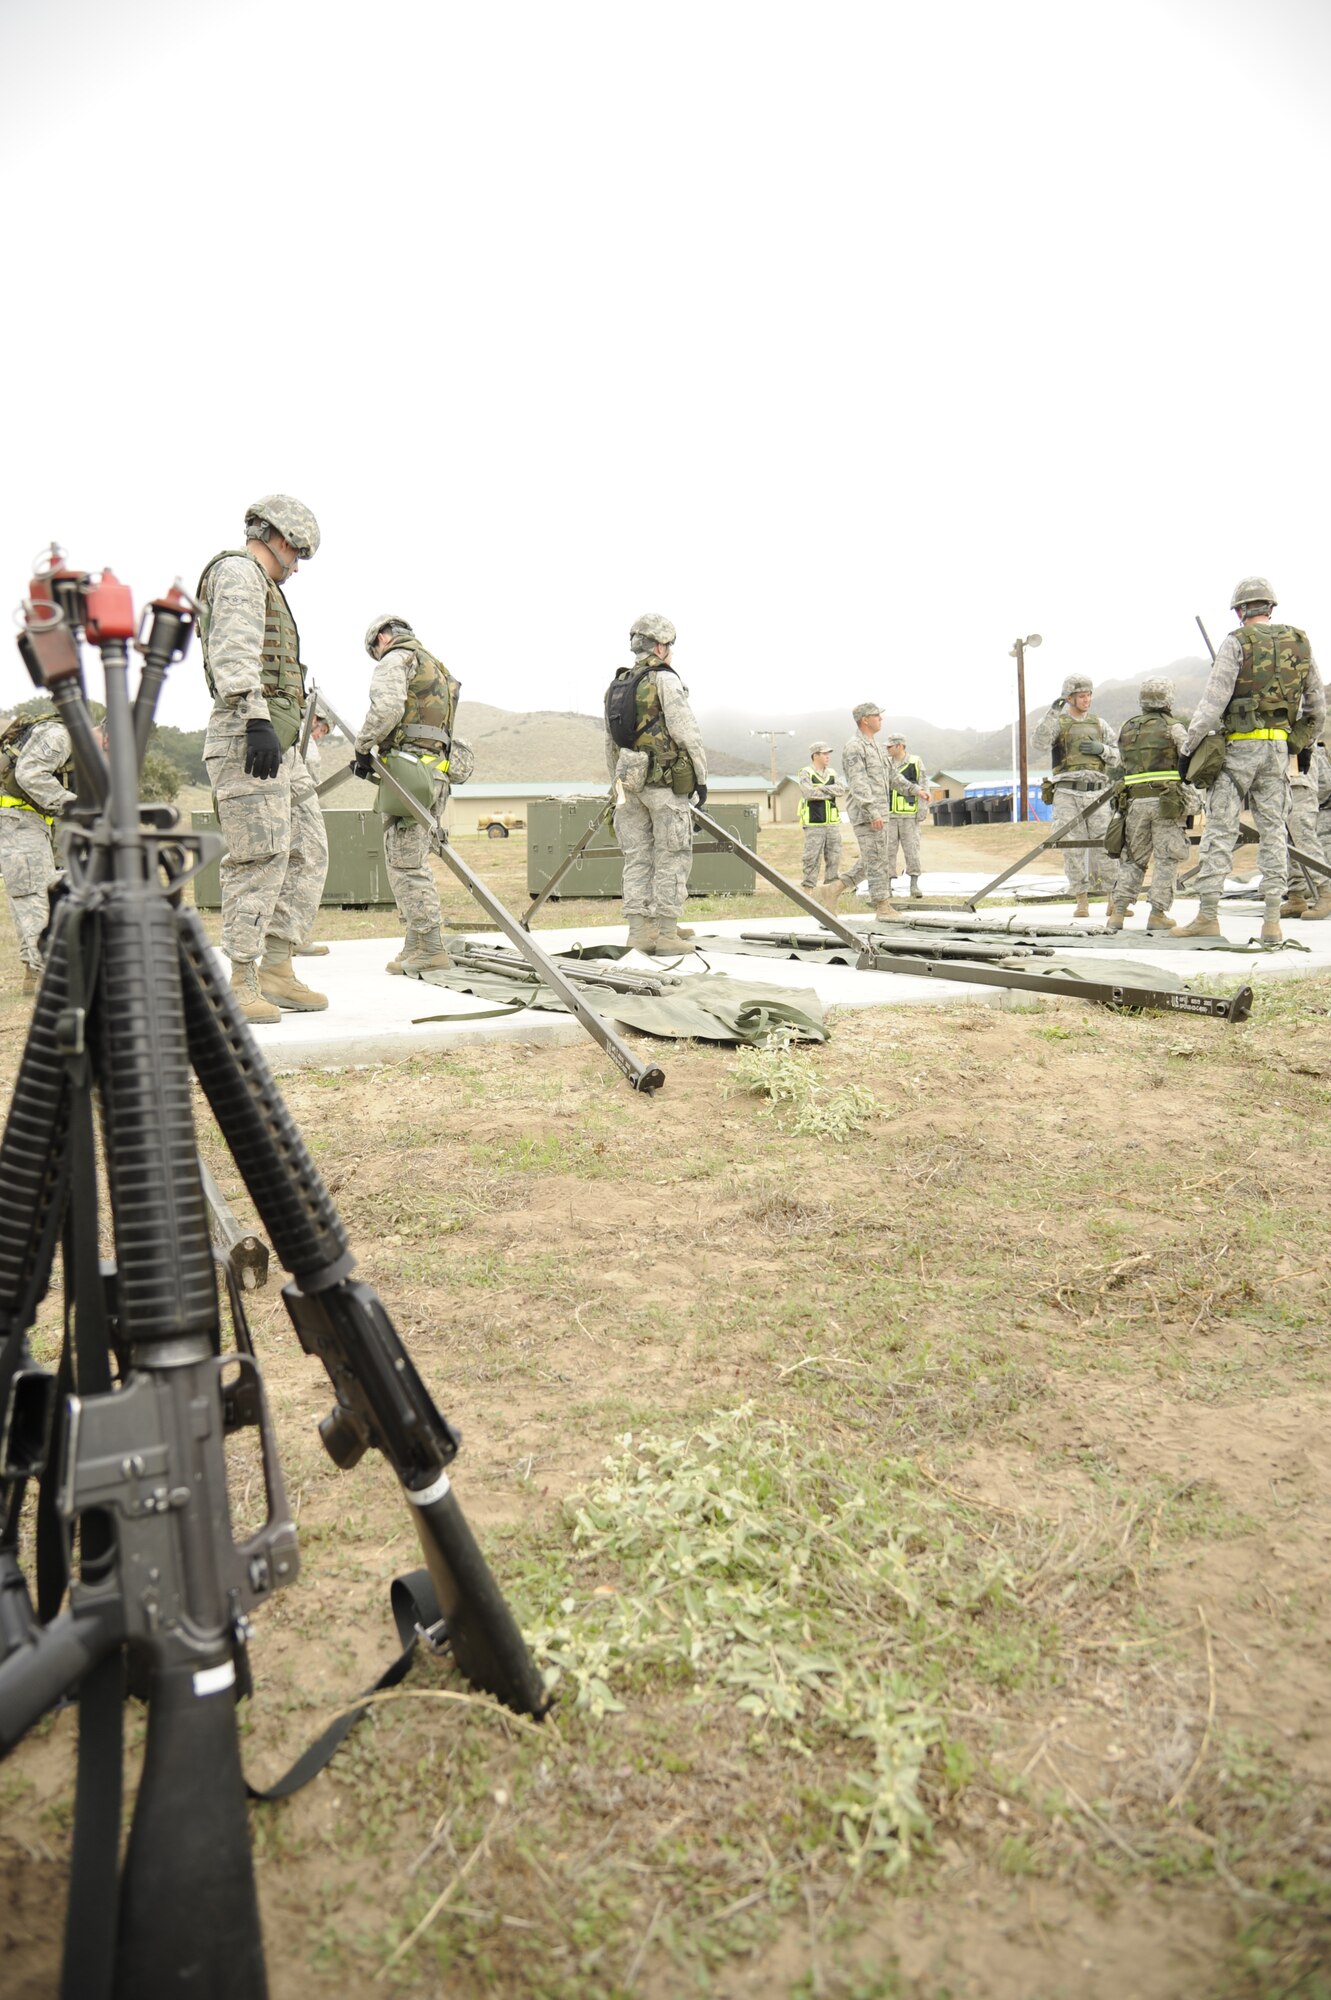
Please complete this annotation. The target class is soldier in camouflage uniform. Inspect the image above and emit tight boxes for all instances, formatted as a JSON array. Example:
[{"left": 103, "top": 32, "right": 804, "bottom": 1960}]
[
  {"left": 823, "top": 704, "right": 926, "bottom": 919},
  {"left": 883, "top": 732, "right": 929, "bottom": 899},
  {"left": 797, "top": 743, "right": 845, "bottom": 889},
  {"left": 0, "top": 711, "right": 74, "bottom": 993},
  {"left": 1031, "top": 675, "right": 1119, "bottom": 916},
  {"left": 1282, "top": 736, "right": 1331, "bottom": 920},
  {"left": 353, "top": 616, "right": 459, "bottom": 976},
  {"left": 197, "top": 494, "right": 326, "bottom": 1024},
  {"left": 1105, "top": 677, "right": 1194, "bottom": 932},
  {"left": 604, "top": 614, "right": 708, "bottom": 953},
  {"left": 1177, "top": 577, "right": 1327, "bottom": 943}
]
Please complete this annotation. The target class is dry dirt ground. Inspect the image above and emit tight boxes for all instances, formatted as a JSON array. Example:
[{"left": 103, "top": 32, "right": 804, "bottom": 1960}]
[{"left": 1, "top": 825, "right": 1328, "bottom": 2000}]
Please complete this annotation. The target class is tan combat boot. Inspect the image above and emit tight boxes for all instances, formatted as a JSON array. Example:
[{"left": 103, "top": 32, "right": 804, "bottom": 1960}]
[
  {"left": 1173, "top": 907, "right": 1222, "bottom": 939},
  {"left": 258, "top": 940, "right": 329, "bottom": 1012},
  {"left": 1147, "top": 909, "right": 1177, "bottom": 931},
  {"left": 386, "top": 938, "right": 410, "bottom": 974},
  {"left": 1073, "top": 895, "right": 1091, "bottom": 918},
  {"left": 625, "top": 915, "right": 656, "bottom": 951},
  {"left": 909, "top": 875, "right": 923, "bottom": 899},
  {"left": 1261, "top": 916, "right": 1283, "bottom": 944},
  {"left": 1306, "top": 886, "right": 1331, "bottom": 920},
  {"left": 652, "top": 920, "right": 696, "bottom": 953},
  {"left": 1280, "top": 892, "right": 1308, "bottom": 919},
  {"left": 230, "top": 959, "right": 281, "bottom": 1026},
  {"left": 872, "top": 900, "right": 900, "bottom": 920},
  {"left": 399, "top": 926, "right": 451, "bottom": 976},
  {"left": 295, "top": 939, "right": 329, "bottom": 957},
  {"left": 820, "top": 881, "right": 845, "bottom": 912},
  {"left": 21, "top": 964, "right": 39, "bottom": 995},
  {"left": 1104, "top": 903, "right": 1125, "bottom": 933}
]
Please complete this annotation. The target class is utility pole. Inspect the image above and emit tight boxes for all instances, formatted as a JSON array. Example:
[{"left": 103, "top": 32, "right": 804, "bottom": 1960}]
[
  {"left": 1007, "top": 633, "right": 1042, "bottom": 820},
  {"left": 750, "top": 728, "right": 795, "bottom": 792}
]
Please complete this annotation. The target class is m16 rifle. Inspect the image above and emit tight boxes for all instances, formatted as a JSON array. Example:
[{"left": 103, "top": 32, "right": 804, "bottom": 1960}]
[{"left": 0, "top": 547, "right": 546, "bottom": 2000}]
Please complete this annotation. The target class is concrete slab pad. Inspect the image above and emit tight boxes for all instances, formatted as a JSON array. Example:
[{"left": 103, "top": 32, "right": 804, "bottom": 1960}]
[{"left": 239, "top": 874, "right": 1326, "bottom": 1070}]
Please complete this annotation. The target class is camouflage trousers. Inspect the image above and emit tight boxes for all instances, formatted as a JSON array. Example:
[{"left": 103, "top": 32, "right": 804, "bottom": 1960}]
[
  {"left": 839, "top": 820, "right": 893, "bottom": 902},
  {"left": 884, "top": 814, "right": 922, "bottom": 879},
  {"left": 384, "top": 776, "right": 448, "bottom": 932},
  {"left": 289, "top": 753, "right": 330, "bottom": 941},
  {"left": 1286, "top": 772, "right": 1329, "bottom": 903},
  {"left": 204, "top": 716, "right": 326, "bottom": 961},
  {"left": 1111, "top": 796, "right": 1190, "bottom": 913},
  {"left": 0, "top": 806, "right": 57, "bottom": 970},
  {"left": 1050, "top": 783, "right": 1113, "bottom": 895},
  {"left": 1193, "top": 739, "right": 1289, "bottom": 913},
  {"left": 614, "top": 784, "right": 693, "bottom": 920},
  {"left": 800, "top": 823, "right": 842, "bottom": 887}
]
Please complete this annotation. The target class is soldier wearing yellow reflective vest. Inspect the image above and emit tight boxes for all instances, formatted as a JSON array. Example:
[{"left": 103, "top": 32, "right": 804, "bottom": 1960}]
[
  {"left": 797, "top": 743, "right": 845, "bottom": 889},
  {"left": 354, "top": 616, "right": 460, "bottom": 977},
  {"left": 1105, "top": 678, "right": 1195, "bottom": 933},
  {"left": 883, "top": 733, "right": 928, "bottom": 900},
  {"left": 1177, "top": 576, "right": 1326, "bottom": 943},
  {"left": 0, "top": 711, "right": 73, "bottom": 993}
]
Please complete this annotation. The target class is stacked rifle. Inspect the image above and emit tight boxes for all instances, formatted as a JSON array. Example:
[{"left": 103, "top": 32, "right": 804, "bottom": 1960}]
[{"left": 0, "top": 549, "right": 546, "bottom": 2000}]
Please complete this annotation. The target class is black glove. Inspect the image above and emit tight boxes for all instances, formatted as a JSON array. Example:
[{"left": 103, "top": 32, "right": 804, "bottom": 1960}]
[
  {"left": 351, "top": 753, "right": 376, "bottom": 781},
  {"left": 1177, "top": 751, "right": 1191, "bottom": 782},
  {"left": 1298, "top": 746, "right": 1313, "bottom": 774},
  {"left": 693, "top": 782, "right": 708, "bottom": 807},
  {"left": 243, "top": 716, "right": 282, "bottom": 780}
]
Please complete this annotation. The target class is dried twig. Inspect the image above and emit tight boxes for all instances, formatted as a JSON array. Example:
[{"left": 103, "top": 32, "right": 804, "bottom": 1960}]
[
  {"left": 376, "top": 1799, "right": 505, "bottom": 1977},
  {"left": 624, "top": 1895, "right": 664, "bottom": 1992},
  {"left": 1166, "top": 1605, "right": 1217, "bottom": 1813}
]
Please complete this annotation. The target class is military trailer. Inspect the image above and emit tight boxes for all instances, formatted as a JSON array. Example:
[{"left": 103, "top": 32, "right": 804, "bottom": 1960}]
[
  {"left": 191, "top": 809, "right": 397, "bottom": 909},
  {"left": 526, "top": 795, "right": 758, "bottom": 900}
]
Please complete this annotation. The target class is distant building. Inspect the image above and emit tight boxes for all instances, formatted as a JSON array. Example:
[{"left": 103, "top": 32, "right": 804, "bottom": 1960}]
[{"left": 930, "top": 766, "right": 1050, "bottom": 801}]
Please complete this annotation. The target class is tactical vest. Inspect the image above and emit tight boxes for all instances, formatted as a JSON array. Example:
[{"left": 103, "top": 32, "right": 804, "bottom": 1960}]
[
  {"left": 889, "top": 755, "right": 924, "bottom": 815},
  {"left": 1222, "top": 623, "right": 1311, "bottom": 740},
  {"left": 196, "top": 551, "right": 306, "bottom": 742},
  {"left": 379, "top": 636, "right": 460, "bottom": 755},
  {"left": 0, "top": 710, "right": 72, "bottom": 817},
  {"left": 1052, "top": 711, "right": 1109, "bottom": 774},
  {"left": 798, "top": 766, "right": 840, "bottom": 827},
  {"left": 614, "top": 665, "right": 696, "bottom": 794},
  {"left": 1118, "top": 709, "right": 1182, "bottom": 800}
]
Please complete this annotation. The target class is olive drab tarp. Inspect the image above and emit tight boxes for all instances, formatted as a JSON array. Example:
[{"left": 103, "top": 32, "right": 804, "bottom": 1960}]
[
  {"left": 197, "top": 550, "right": 307, "bottom": 749},
  {"left": 410, "top": 957, "right": 828, "bottom": 1045}
]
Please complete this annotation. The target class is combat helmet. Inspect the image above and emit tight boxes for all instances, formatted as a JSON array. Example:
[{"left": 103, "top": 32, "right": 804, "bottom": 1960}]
[
  {"left": 1230, "top": 576, "right": 1276, "bottom": 613},
  {"left": 365, "top": 613, "right": 412, "bottom": 657},
  {"left": 1138, "top": 676, "right": 1174, "bottom": 710},
  {"left": 1061, "top": 674, "right": 1093, "bottom": 697},
  {"left": 246, "top": 494, "right": 321, "bottom": 559},
  {"left": 629, "top": 613, "right": 677, "bottom": 655}
]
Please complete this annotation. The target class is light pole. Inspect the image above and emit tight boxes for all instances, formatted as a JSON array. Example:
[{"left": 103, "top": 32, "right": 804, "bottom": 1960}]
[
  {"left": 750, "top": 728, "right": 795, "bottom": 793},
  {"left": 1008, "top": 633, "right": 1042, "bottom": 821}
]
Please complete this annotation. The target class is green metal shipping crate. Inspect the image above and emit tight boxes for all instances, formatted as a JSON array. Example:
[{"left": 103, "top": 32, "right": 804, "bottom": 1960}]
[
  {"left": 526, "top": 796, "right": 758, "bottom": 900},
  {"left": 191, "top": 810, "right": 398, "bottom": 910}
]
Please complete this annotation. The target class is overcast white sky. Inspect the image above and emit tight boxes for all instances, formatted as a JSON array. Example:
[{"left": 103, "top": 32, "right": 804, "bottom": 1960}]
[{"left": 1, "top": 0, "right": 1328, "bottom": 739}]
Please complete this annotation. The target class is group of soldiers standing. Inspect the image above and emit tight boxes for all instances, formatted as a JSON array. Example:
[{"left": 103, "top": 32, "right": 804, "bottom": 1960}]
[
  {"left": 1032, "top": 577, "right": 1328, "bottom": 942},
  {"left": 4, "top": 546, "right": 1327, "bottom": 1000}
]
